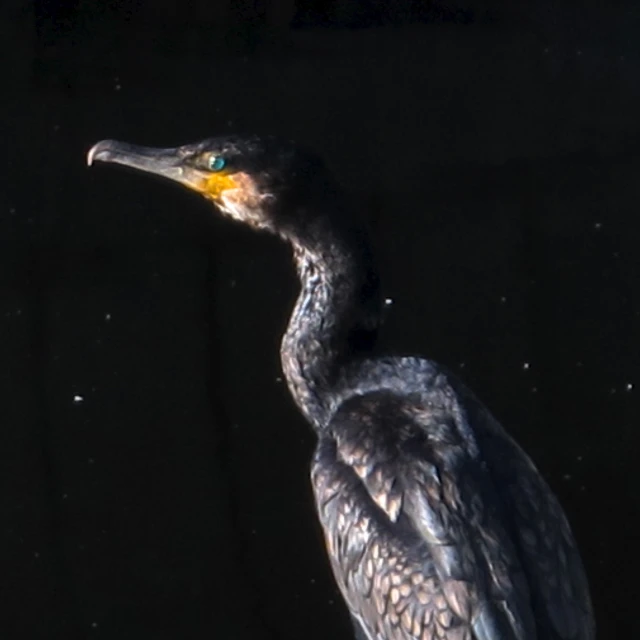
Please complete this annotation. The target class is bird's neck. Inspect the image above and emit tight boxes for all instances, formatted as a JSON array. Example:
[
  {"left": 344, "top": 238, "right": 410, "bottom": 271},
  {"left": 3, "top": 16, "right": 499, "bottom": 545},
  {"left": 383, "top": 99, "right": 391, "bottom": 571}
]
[{"left": 280, "top": 217, "right": 381, "bottom": 429}]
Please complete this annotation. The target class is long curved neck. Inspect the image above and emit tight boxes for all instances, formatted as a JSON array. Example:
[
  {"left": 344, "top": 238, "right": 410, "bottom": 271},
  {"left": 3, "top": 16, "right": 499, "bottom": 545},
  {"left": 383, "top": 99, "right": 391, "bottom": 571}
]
[{"left": 280, "top": 214, "right": 381, "bottom": 430}]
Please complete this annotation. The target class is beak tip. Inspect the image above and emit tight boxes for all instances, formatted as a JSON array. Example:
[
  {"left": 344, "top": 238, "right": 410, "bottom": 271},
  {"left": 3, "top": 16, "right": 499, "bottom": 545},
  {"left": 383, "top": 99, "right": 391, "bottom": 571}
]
[{"left": 86, "top": 140, "right": 116, "bottom": 168}]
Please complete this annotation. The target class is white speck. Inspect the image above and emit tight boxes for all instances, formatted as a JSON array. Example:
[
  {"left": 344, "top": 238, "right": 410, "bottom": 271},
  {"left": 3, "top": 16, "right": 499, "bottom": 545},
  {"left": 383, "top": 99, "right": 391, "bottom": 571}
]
[
  {"left": 9, "top": 207, "right": 16, "bottom": 215},
  {"left": 105, "top": 313, "right": 111, "bottom": 321},
  {"left": 73, "top": 395, "right": 84, "bottom": 404},
  {"left": 459, "top": 362, "right": 466, "bottom": 369},
  {"left": 576, "top": 455, "right": 583, "bottom": 462},
  {"left": 522, "top": 362, "right": 530, "bottom": 370},
  {"left": 531, "top": 386, "right": 538, "bottom": 393},
  {"left": 91, "top": 622, "right": 98, "bottom": 629},
  {"left": 275, "top": 376, "right": 283, "bottom": 383},
  {"left": 563, "top": 474, "right": 572, "bottom": 480},
  {"left": 88, "top": 458, "right": 95, "bottom": 464},
  {"left": 310, "top": 578, "right": 316, "bottom": 584},
  {"left": 384, "top": 298, "right": 394, "bottom": 306},
  {"left": 594, "top": 222, "right": 602, "bottom": 230},
  {"left": 500, "top": 296, "right": 506, "bottom": 303},
  {"left": 34, "top": 551, "right": 40, "bottom": 558},
  {"left": 580, "top": 485, "right": 586, "bottom": 491},
  {"left": 227, "top": 120, "right": 234, "bottom": 127},
  {"left": 626, "top": 382, "right": 634, "bottom": 391},
  {"left": 62, "top": 493, "right": 68, "bottom": 500}
]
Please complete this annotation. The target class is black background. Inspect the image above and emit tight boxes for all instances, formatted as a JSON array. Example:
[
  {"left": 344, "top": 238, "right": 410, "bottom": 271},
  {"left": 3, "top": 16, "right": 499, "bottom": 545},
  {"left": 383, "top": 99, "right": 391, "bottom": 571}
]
[{"left": 1, "top": 0, "right": 638, "bottom": 638}]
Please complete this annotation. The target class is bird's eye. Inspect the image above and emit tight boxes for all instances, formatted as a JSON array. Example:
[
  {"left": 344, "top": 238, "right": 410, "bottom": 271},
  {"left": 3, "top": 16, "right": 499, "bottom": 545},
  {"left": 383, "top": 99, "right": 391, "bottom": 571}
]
[{"left": 208, "top": 155, "right": 226, "bottom": 172}]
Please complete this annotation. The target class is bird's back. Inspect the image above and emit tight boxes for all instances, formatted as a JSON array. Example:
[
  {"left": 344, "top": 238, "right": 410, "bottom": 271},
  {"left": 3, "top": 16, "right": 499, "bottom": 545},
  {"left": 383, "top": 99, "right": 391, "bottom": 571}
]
[
  {"left": 446, "top": 375, "right": 594, "bottom": 639},
  {"left": 311, "top": 359, "right": 594, "bottom": 640}
]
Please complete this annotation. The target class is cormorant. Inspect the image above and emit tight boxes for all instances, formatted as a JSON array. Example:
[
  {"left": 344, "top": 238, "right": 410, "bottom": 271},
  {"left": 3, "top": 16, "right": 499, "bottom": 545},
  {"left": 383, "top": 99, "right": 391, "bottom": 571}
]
[{"left": 87, "top": 135, "right": 595, "bottom": 640}]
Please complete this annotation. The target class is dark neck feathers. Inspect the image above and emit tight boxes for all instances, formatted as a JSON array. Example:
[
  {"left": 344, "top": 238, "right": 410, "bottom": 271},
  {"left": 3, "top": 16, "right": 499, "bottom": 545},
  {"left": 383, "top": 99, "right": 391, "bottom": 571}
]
[{"left": 279, "top": 208, "right": 381, "bottom": 429}]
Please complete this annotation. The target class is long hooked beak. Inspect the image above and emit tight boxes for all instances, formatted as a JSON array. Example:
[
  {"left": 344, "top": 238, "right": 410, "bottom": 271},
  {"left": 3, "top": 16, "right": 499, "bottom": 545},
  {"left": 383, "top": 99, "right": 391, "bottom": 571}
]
[
  {"left": 86, "top": 139, "right": 238, "bottom": 200},
  {"left": 87, "top": 139, "right": 188, "bottom": 184}
]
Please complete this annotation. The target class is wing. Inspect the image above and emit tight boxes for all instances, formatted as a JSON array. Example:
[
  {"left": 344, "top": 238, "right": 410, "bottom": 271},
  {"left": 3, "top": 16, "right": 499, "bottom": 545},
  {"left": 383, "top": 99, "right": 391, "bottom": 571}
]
[
  {"left": 311, "top": 391, "right": 537, "bottom": 640},
  {"left": 446, "top": 378, "right": 595, "bottom": 640}
]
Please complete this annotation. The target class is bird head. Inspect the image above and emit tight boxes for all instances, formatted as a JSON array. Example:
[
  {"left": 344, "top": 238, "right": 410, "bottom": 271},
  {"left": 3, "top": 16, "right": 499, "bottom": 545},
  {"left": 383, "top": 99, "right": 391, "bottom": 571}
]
[{"left": 87, "top": 135, "right": 336, "bottom": 235}]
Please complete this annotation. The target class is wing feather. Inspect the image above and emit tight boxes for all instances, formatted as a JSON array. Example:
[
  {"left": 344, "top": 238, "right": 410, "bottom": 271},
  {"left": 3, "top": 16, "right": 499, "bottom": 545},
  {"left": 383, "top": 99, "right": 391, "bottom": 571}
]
[
  {"left": 311, "top": 392, "right": 536, "bottom": 640},
  {"left": 446, "top": 381, "right": 595, "bottom": 640}
]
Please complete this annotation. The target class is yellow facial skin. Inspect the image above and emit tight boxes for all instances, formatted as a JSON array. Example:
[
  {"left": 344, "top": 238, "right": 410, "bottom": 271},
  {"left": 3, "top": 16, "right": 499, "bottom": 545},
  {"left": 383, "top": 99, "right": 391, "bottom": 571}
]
[
  {"left": 194, "top": 171, "right": 239, "bottom": 200},
  {"left": 183, "top": 156, "right": 264, "bottom": 213},
  {"left": 171, "top": 152, "right": 236, "bottom": 201},
  {"left": 188, "top": 165, "right": 269, "bottom": 228}
]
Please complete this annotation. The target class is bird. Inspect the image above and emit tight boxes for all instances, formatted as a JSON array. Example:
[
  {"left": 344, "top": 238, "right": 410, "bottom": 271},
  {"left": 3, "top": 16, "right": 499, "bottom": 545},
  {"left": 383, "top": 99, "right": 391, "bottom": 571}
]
[{"left": 87, "top": 135, "right": 595, "bottom": 640}]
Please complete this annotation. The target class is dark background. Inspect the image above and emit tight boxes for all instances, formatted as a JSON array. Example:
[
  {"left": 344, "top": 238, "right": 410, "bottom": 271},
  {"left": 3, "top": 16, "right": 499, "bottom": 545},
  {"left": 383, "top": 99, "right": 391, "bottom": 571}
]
[{"left": 1, "top": 0, "right": 638, "bottom": 637}]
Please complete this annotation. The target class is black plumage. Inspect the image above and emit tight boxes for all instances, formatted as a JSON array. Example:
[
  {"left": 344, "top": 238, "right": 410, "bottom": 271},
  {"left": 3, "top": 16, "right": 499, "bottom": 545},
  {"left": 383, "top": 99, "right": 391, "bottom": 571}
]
[{"left": 87, "top": 135, "right": 595, "bottom": 640}]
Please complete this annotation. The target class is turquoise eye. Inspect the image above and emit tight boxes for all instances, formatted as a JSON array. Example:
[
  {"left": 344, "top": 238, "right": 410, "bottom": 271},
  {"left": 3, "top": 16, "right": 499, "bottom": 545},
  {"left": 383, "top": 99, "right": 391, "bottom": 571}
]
[{"left": 208, "top": 155, "right": 226, "bottom": 172}]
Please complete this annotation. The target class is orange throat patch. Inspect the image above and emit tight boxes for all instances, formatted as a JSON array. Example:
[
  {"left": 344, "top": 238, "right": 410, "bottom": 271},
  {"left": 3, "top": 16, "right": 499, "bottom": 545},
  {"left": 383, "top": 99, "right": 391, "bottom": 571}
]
[{"left": 197, "top": 172, "right": 239, "bottom": 201}]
